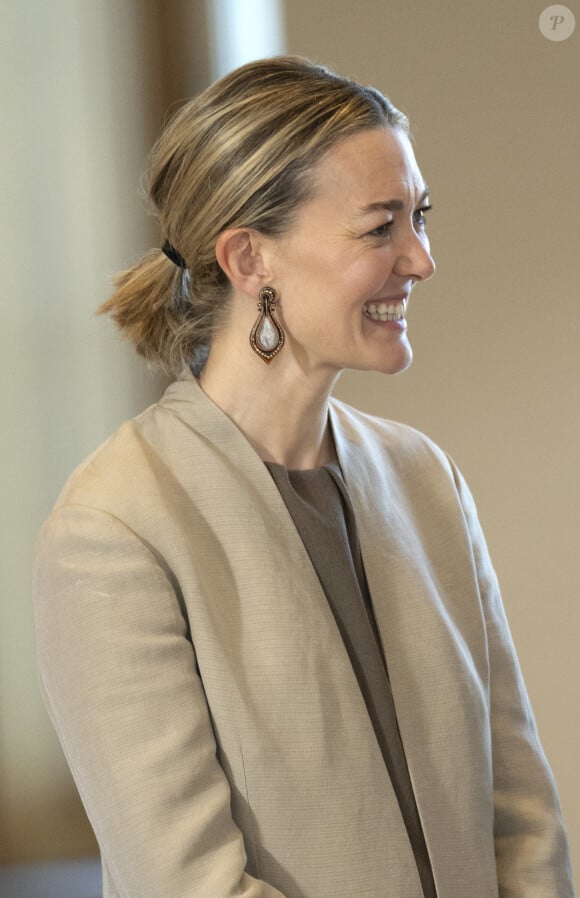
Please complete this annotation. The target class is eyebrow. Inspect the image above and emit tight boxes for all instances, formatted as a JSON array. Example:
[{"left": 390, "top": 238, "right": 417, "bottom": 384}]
[{"left": 358, "top": 185, "right": 430, "bottom": 215}]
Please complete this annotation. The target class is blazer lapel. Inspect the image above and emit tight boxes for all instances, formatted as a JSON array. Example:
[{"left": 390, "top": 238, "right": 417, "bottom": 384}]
[{"left": 330, "top": 400, "right": 498, "bottom": 898}]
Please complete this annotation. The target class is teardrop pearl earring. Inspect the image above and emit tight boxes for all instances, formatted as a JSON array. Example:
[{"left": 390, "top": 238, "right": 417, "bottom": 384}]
[{"left": 249, "top": 286, "right": 285, "bottom": 363}]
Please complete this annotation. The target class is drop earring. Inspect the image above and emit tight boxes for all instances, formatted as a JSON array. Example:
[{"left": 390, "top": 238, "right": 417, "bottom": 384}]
[{"left": 249, "top": 286, "right": 285, "bottom": 363}]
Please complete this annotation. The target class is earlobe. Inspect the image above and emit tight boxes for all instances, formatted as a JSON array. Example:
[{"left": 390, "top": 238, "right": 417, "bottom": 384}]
[{"left": 215, "top": 228, "right": 269, "bottom": 295}]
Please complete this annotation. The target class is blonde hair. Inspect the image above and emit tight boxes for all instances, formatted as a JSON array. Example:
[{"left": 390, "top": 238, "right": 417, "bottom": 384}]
[{"left": 99, "top": 56, "right": 409, "bottom": 376}]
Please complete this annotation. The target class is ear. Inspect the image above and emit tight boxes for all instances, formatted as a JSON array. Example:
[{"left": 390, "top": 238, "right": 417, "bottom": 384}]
[{"left": 215, "top": 228, "right": 271, "bottom": 297}]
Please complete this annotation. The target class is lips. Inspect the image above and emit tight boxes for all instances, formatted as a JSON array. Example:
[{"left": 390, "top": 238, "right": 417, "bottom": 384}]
[{"left": 364, "top": 297, "right": 408, "bottom": 321}]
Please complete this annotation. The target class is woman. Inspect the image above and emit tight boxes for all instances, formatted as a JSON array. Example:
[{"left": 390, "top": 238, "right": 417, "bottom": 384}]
[{"left": 33, "top": 57, "right": 573, "bottom": 898}]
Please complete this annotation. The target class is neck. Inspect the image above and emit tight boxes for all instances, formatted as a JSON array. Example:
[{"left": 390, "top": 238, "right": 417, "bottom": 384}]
[{"left": 199, "top": 339, "right": 340, "bottom": 470}]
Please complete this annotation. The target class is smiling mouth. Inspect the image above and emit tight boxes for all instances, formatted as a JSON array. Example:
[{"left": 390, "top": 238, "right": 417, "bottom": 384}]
[{"left": 363, "top": 299, "right": 407, "bottom": 322}]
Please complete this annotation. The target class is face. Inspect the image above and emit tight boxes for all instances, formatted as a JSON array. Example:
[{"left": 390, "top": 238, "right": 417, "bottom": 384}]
[{"left": 267, "top": 127, "right": 435, "bottom": 378}]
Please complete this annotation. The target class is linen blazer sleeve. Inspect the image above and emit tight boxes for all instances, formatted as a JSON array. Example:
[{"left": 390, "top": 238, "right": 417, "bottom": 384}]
[
  {"left": 450, "top": 463, "right": 574, "bottom": 898},
  {"left": 33, "top": 503, "right": 287, "bottom": 898}
]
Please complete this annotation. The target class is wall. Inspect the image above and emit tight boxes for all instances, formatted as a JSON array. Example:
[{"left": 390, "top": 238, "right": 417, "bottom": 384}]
[
  {"left": 284, "top": 0, "right": 579, "bottom": 886},
  {"left": 0, "top": 0, "right": 208, "bottom": 863}
]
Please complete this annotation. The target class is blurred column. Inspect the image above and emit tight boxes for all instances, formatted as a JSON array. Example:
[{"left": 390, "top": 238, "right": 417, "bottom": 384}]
[
  {"left": 206, "top": 0, "right": 286, "bottom": 78},
  {"left": 0, "top": 0, "right": 211, "bottom": 864}
]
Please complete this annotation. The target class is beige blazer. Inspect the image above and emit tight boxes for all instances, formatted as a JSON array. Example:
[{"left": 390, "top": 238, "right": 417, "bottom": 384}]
[{"left": 33, "top": 371, "right": 573, "bottom": 898}]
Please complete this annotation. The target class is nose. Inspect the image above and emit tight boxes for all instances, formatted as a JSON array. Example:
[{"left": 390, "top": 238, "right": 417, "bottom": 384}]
[{"left": 394, "top": 232, "right": 436, "bottom": 282}]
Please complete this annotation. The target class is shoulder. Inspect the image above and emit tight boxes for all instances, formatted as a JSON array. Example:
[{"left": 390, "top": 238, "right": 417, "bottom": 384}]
[
  {"left": 51, "top": 375, "right": 212, "bottom": 522},
  {"left": 53, "top": 405, "right": 171, "bottom": 513},
  {"left": 46, "top": 372, "right": 268, "bottom": 525}
]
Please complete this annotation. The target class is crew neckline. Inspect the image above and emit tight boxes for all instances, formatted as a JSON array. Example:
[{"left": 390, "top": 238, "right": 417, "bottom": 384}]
[{"left": 265, "top": 459, "right": 342, "bottom": 476}]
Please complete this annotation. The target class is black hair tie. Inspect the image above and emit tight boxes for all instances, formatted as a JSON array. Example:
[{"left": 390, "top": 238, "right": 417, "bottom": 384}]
[{"left": 162, "top": 239, "right": 187, "bottom": 269}]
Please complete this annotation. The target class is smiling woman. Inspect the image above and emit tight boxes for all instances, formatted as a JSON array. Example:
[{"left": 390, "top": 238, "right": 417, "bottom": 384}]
[{"left": 32, "top": 57, "right": 574, "bottom": 898}]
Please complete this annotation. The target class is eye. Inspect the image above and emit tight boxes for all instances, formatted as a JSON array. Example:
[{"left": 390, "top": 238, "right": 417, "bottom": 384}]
[
  {"left": 413, "top": 204, "right": 432, "bottom": 229},
  {"left": 368, "top": 220, "right": 393, "bottom": 238}
]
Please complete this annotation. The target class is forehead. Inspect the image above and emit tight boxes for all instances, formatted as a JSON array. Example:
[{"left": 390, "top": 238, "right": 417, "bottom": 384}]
[{"left": 309, "top": 127, "right": 426, "bottom": 212}]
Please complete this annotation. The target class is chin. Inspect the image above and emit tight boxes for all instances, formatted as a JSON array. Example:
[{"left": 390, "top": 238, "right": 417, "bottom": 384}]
[
  {"left": 373, "top": 343, "right": 413, "bottom": 376},
  {"left": 337, "top": 338, "right": 413, "bottom": 377},
  {"left": 348, "top": 355, "right": 413, "bottom": 377}
]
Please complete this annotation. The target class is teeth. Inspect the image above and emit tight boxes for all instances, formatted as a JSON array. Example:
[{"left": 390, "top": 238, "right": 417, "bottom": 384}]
[{"left": 364, "top": 299, "right": 407, "bottom": 322}]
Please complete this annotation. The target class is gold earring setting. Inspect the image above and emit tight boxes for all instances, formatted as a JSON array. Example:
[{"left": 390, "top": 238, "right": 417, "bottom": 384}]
[{"left": 249, "top": 286, "right": 285, "bottom": 363}]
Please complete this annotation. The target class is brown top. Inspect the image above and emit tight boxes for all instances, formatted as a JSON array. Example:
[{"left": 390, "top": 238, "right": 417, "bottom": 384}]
[{"left": 266, "top": 461, "right": 436, "bottom": 898}]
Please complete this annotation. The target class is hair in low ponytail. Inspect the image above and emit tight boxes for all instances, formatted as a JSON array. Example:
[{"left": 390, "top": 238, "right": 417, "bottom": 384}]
[
  {"left": 99, "top": 249, "right": 215, "bottom": 376},
  {"left": 98, "top": 56, "right": 409, "bottom": 378}
]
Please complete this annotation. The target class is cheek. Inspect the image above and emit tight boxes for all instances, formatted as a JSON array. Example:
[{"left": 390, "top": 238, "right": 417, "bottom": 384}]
[
  {"left": 275, "top": 244, "right": 325, "bottom": 289},
  {"left": 275, "top": 241, "right": 383, "bottom": 312},
  {"left": 348, "top": 260, "right": 391, "bottom": 299}
]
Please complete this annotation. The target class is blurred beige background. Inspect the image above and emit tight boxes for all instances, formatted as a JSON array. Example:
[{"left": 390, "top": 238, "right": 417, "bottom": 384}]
[{"left": 1, "top": 0, "right": 577, "bottom": 888}]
